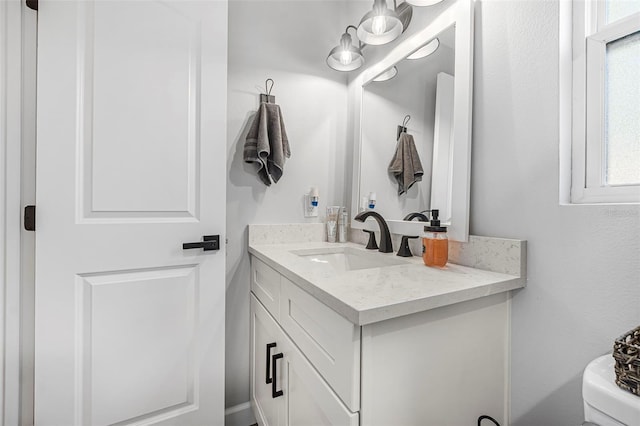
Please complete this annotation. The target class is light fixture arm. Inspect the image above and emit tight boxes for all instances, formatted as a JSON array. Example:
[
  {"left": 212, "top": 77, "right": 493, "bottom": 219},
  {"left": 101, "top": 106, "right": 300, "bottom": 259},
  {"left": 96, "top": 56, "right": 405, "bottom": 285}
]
[{"left": 344, "top": 25, "right": 365, "bottom": 50}]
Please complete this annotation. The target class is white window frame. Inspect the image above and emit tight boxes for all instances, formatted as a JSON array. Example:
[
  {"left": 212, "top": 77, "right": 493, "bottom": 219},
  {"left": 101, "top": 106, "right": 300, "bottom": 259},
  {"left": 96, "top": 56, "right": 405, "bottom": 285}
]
[{"left": 565, "top": 0, "right": 640, "bottom": 204}]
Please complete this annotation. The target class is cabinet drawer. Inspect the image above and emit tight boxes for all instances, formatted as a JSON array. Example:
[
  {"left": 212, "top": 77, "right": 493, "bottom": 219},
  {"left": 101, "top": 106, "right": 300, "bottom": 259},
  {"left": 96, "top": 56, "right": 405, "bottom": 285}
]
[
  {"left": 251, "top": 257, "right": 281, "bottom": 320},
  {"left": 279, "top": 278, "right": 360, "bottom": 412}
]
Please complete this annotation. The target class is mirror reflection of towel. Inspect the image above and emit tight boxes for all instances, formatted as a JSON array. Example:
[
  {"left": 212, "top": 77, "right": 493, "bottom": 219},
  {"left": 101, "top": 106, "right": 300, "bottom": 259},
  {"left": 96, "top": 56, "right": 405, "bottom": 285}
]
[
  {"left": 243, "top": 102, "right": 291, "bottom": 186},
  {"left": 388, "top": 132, "right": 424, "bottom": 195}
]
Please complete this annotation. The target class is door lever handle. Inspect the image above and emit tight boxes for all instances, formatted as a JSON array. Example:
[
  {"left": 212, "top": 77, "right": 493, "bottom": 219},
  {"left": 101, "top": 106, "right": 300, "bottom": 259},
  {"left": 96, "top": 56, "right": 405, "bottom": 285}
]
[{"left": 182, "top": 235, "right": 220, "bottom": 251}]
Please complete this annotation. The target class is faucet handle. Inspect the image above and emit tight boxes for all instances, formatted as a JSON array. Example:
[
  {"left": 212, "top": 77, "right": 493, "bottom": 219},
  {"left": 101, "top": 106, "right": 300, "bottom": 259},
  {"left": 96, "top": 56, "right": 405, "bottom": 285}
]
[
  {"left": 362, "top": 230, "right": 378, "bottom": 250},
  {"left": 397, "top": 235, "right": 419, "bottom": 257}
]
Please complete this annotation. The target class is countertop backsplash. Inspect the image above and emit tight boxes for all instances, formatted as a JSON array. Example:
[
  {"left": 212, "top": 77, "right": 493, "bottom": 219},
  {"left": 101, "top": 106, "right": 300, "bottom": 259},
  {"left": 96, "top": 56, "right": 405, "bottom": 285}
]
[
  {"left": 349, "top": 226, "right": 526, "bottom": 278},
  {"left": 248, "top": 223, "right": 325, "bottom": 245},
  {"left": 249, "top": 223, "right": 526, "bottom": 279}
]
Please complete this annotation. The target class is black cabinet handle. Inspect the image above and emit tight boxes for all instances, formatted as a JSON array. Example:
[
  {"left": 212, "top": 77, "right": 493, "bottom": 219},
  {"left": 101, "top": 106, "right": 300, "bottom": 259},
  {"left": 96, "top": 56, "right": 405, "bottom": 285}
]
[
  {"left": 265, "top": 343, "right": 276, "bottom": 384},
  {"left": 182, "top": 235, "right": 220, "bottom": 251},
  {"left": 271, "top": 353, "right": 284, "bottom": 398}
]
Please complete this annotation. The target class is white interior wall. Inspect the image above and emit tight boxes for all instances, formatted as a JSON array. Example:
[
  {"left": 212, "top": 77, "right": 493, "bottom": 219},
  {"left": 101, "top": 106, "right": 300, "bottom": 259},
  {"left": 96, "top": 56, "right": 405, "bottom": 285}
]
[
  {"left": 225, "top": 0, "right": 349, "bottom": 410},
  {"left": 471, "top": 1, "right": 640, "bottom": 425}
]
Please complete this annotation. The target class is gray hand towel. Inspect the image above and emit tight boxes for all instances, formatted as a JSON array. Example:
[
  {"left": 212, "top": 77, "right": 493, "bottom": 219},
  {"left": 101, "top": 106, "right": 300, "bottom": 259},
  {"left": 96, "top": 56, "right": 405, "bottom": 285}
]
[
  {"left": 243, "top": 102, "right": 291, "bottom": 185},
  {"left": 388, "top": 132, "right": 424, "bottom": 195}
]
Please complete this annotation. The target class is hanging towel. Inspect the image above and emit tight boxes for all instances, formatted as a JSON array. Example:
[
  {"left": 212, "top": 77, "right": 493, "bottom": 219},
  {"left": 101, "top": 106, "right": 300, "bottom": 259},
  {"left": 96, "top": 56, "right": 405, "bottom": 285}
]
[
  {"left": 388, "top": 132, "right": 424, "bottom": 195},
  {"left": 243, "top": 102, "right": 291, "bottom": 185}
]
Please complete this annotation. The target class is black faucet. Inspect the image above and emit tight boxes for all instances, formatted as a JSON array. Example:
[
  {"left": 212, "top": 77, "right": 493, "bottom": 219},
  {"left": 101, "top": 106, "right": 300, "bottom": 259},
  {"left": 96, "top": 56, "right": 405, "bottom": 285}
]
[
  {"left": 354, "top": 211, "right": 393, "bottom": 253},
  {"left": 397, "top": 212, "right": 429, "bottom": 257},
  {"left": 403, "top": 212, "right": 429, "bottom": 221}
]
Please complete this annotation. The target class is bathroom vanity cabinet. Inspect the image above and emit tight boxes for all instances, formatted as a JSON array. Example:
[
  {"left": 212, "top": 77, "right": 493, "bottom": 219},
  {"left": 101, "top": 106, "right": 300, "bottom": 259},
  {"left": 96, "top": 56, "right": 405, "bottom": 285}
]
[{"left": 249, "top": 251, "right": 519, "bottom": 426}]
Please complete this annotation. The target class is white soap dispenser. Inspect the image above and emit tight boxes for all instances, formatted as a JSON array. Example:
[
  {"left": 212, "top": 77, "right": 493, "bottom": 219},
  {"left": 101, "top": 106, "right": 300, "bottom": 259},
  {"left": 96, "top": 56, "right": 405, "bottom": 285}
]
[{"left": 304, "top": 187, "right": 319, "bottom": 217}]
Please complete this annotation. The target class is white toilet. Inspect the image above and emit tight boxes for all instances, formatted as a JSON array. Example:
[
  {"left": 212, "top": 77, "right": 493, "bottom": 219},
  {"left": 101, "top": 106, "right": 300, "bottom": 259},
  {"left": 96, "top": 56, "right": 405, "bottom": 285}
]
[{"left": 583, "top": 355, "right": 640, "bottom": 426}]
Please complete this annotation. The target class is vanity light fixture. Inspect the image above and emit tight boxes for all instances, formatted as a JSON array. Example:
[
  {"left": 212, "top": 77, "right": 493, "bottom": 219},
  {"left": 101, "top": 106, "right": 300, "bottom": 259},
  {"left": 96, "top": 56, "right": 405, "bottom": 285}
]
[
  {"left": 406, "top": 38, "right": 440, "bottom": 59},
  {"left": 326, "top": 2, "right": 414, "bottom": 73},
  {"left": 357, "top": 0, "right": 404, "bottom": 46},
  {"left": 406, "top": 0, "right": 444, "bottom": 6},
  {"left": 372, "top": 66, "right": 398, "bottom": 82},
  {"left": 326, "top": 25, "right": 365, "bottom": 72}
]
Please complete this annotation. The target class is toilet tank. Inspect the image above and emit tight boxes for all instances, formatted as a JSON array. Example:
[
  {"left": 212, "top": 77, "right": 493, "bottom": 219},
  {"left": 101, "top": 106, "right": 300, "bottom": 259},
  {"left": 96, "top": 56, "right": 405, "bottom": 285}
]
[{"left": 583, "top": 355, "right": 640, "bottom": 426}]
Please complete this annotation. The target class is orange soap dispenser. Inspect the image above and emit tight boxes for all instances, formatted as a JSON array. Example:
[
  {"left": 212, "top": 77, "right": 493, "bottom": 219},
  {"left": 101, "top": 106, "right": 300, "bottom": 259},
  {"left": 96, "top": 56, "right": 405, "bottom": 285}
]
[{"left": 422, "top": 209, "right": 448, "bottom": 267}]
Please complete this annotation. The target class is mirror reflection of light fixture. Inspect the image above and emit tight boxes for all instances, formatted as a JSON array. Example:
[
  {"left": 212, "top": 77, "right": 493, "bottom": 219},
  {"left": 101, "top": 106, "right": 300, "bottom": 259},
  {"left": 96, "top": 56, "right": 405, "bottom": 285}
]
[
  {"left": 326, "top": 26, "right": 365, "bottom": 72},
  {"left": 406, "top": 0, "right": 444, "bottom": 6},
  {"left": 407, "top": 38, "right": 440, "bottom": 59},
  {"left": 372, "top": 66, "right": 398, "bottom": 82},
  {"left": 357, "top": 0, "right": 404, "bottom": 46}
]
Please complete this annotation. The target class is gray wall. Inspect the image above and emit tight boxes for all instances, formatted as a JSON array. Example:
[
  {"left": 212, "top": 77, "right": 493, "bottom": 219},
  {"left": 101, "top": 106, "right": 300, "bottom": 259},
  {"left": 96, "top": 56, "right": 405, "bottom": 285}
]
[
  {"left": 471, "top": 1, "right": 640, "bottom": 424},
  {"left": 225, "top": 0, "right": 349, "bottom": 409}
]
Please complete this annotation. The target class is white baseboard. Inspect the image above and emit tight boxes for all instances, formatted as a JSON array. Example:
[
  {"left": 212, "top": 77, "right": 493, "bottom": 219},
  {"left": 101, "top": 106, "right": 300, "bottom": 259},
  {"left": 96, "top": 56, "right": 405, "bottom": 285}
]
[{"left": 225, "top": 401, "right": 255, "bottom": 426}]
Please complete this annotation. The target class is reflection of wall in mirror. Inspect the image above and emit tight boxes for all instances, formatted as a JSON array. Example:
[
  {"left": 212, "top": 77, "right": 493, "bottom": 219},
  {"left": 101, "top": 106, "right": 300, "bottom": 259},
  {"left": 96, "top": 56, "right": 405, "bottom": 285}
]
[
  {"left": 360, "top": 40, "right": 455, "bottom": 222},
  {"left": 431, "top": 72, "right": 454, "bottom": 224}
]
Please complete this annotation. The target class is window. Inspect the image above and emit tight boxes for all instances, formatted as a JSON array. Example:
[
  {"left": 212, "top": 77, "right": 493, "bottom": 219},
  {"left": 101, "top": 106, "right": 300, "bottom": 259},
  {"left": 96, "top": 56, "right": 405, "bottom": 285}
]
[{"left": 565, "top": 0, "right": 640, "bottom": 203}]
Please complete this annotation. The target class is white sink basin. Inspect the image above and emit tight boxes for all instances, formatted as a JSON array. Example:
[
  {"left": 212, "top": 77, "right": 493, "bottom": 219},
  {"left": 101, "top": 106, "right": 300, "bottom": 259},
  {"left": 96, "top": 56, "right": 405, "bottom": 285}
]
[{"left": 291, "top": 247, "right": 408, "bottom": 272}]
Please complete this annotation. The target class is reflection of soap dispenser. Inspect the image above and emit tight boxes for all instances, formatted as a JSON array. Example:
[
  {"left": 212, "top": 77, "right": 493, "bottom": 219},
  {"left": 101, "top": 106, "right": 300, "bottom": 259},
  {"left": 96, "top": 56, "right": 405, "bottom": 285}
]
[
  {"left": 304, "top": 187, "right": 319, "bottom": 217},
  {"left": 310, "top": 187, "right": 319, "bottom": 207},
  {"left": 422, "top": 209, "right": 448, "bottom": 267},
  {"left": 368, "top": 192, "right": 377, "bottom": 209}
]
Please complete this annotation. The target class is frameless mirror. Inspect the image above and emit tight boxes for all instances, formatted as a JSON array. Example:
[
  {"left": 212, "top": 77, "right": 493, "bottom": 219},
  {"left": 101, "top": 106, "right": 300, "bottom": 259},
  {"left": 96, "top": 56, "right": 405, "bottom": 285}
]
[{"left": 350, "top": 0, "right": 473, "bottom": 241}]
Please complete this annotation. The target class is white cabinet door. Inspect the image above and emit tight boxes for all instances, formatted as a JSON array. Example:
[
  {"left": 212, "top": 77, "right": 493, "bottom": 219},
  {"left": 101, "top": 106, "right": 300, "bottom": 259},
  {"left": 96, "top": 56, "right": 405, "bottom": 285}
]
[
  {"left": 283, "top": 344, "right": 359, "bottom": 426},
  {"left": 34, "top": 1, "right": 227, "bottom": 425},
  {"left": 251, "top": 296, "right": 286, "bottom": 426}
]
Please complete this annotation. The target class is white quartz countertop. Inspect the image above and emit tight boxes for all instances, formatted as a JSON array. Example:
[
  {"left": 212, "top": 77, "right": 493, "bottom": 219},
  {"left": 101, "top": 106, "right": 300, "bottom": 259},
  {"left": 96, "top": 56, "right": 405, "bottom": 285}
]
[{"left": 249, "top": 241, "right": 526, "bottom": 325}]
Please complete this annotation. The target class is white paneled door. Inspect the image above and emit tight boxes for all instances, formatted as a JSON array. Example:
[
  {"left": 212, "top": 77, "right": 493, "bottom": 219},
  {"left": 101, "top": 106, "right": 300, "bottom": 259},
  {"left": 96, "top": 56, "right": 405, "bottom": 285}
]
[{"left": 34, "top": 0, "right": 227, "bottom": 425}]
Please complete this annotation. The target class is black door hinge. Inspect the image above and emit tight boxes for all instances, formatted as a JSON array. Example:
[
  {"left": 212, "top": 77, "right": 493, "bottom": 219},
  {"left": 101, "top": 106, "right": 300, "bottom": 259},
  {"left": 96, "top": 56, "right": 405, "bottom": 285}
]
[
  {"left": 26, "top": 0, "right": 38, "bottom": 11},
  {"left": 24, "top": 205, "right": 36, "bottom": 231}
]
